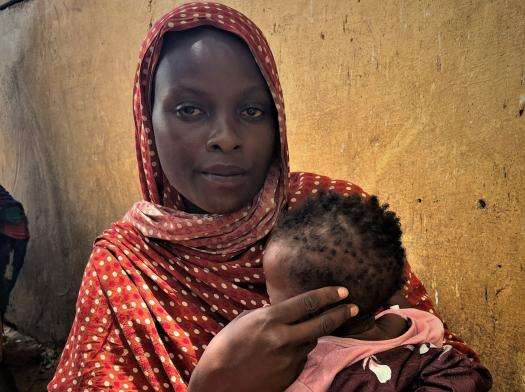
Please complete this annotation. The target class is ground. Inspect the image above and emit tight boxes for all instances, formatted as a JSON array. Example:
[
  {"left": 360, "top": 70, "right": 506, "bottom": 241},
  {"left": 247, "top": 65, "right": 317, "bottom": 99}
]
[{"left": 0, "top": 322, "right": 59, "bottom": 391}]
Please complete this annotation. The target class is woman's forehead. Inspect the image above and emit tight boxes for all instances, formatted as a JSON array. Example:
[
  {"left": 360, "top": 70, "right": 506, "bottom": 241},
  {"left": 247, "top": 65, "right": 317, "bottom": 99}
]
[
  {"left": 158, "top": 28, "right": 256, "bottom": 73},
  {"left": 155, "top": 27, "right": 268, "bottom": 94}
]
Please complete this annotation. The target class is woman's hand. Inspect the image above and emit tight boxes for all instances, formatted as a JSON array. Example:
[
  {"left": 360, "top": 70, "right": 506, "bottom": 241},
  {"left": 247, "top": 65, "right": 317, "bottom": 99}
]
[{"left": 188, "top": 286, "right": 358, "bottom": 392}]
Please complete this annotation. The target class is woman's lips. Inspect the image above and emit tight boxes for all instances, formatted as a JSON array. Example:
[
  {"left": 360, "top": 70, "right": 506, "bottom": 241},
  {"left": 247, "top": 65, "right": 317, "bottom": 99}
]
[
  {"left": 200, "top": 172, "right": 248, "bottom": 188},
  {"left": 200, "top": 164, "right": 248, "bottom": 188}
]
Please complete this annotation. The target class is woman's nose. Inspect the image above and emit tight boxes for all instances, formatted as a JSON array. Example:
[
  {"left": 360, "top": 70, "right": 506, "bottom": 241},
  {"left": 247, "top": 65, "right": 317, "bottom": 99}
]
[{"left": 206, "top": 115, "right": 242, "bottom": 153}]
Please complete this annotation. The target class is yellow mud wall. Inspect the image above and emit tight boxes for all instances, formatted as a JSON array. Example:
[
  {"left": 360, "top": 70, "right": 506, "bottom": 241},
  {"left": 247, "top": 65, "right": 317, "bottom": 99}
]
[{"left": 0, "top": 1, "right": 523, "bottom": 390}]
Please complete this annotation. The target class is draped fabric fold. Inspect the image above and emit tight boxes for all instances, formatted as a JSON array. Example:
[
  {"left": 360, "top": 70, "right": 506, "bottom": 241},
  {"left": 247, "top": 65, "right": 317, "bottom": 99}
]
[{"left": 49, "top": 3, "right": 476, "bottom": 391}]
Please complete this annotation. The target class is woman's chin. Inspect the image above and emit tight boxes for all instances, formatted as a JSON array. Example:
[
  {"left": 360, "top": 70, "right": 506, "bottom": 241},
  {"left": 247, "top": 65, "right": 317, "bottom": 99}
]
[
  {"left": 189, "top": 193, "right": 253, "bottom": 215},
  {"left": 203, "top": 199, "right": 250, "bottom": 215}
]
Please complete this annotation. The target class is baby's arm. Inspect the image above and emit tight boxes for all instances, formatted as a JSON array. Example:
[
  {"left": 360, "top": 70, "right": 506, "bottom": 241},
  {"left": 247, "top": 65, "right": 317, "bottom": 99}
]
[{"left": 416, "top": 345, "right": 492, "bottom": 391}]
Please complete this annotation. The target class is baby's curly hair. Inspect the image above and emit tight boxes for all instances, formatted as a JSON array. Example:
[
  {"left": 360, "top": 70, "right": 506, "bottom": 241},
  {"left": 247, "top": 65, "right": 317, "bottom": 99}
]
[{"left": 270, "top": 191, "right": 406, "bottom": 315}]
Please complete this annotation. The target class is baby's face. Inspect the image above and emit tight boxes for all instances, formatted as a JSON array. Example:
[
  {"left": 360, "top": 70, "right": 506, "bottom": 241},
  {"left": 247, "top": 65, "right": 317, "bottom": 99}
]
[{"left": 263, "top": 240, "right": 302, "bottom": 304}]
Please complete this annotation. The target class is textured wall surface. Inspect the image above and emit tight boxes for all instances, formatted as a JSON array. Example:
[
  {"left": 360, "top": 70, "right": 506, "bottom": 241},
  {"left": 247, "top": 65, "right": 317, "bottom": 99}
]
[{"left": 0, "top": 1, "right": 523, "bottom": 390}]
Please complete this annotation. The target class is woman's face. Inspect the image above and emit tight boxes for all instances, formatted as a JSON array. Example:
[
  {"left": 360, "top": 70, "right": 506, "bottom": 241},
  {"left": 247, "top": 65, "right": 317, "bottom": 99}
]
[{"left": 152, "top": 28, "right": 276, "bottom": 214}]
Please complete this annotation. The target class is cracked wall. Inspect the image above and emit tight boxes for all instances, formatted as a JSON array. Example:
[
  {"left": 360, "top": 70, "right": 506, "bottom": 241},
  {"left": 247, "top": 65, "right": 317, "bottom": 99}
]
[{"left": 0, "top": 1, "right": 523, "bottom": 390}]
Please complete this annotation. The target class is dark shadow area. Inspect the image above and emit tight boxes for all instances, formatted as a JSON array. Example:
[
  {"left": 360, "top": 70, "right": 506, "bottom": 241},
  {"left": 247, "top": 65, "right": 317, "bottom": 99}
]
[{"left": 1, "top": 321, "right": 59, "bottom": 391}]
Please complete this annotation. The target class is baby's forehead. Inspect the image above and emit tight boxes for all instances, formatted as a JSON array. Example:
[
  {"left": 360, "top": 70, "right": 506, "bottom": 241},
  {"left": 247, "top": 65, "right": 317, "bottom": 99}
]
[
  {"left": 263, "top": 240, "right": 295, "bottom": 268},
  {"left": 263, "top": 239, "right": 286, "bottom": 263},
  {"left": 264, "top": 238, "right": 326, "bottom": 270},
  {"left": 265, "top": 234, "right": 356, "bottom": 268}
]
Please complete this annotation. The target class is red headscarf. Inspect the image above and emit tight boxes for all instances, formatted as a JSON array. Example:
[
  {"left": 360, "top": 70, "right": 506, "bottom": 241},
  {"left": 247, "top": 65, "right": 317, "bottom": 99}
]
[{"left": 50, "top": 3, "right": 476, "bottom": 391}]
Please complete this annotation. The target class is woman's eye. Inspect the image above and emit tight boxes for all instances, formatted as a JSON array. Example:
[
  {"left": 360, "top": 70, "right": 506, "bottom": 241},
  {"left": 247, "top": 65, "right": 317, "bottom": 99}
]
[
  {"left": 241, "top": 106, "right": 264, "bottom": 119},
  {"left": 175, "top": 105, "right": 205, "bottom": 120}
]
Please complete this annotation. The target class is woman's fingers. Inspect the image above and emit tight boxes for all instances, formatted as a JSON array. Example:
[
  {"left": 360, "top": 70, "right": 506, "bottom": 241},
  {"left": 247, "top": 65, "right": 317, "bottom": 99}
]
[
  {"left": 268, "top": 286, "right": 350, "bottom": 324},
  {"left": 291, "top": 303, "right": 358, "bottom": 345},
  {"left": 237, "top": 309, "right": 256, "bottom": 319}
]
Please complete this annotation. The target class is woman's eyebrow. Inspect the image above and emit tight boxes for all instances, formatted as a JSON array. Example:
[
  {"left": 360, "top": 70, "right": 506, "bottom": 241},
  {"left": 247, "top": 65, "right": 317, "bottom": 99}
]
[
  {"left": 160, "top": 84, "right": 270, "bottom": 101},
  {"left": 240, "top": 85, "right": 271, "bottom": 100},
  {"left": 162, "top": 84, "right": 210, "bottom": 98}
]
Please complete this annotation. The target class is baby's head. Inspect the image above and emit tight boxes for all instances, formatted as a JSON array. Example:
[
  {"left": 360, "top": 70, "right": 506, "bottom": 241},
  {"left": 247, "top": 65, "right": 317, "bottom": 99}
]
[{"left": 263, "top": 191, "right": 406, "bottom": 316}]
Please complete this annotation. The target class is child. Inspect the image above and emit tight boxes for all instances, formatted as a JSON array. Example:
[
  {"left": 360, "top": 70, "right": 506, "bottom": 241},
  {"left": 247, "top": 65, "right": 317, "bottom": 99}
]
[{"left": 263, "top": 191, "right": 492, "bottom": 391}]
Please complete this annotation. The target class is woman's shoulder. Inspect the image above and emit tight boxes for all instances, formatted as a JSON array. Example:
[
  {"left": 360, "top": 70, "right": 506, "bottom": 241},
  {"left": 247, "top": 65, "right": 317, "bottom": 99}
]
[
  {"left": 80, "top": 219, "right": 150, "bottom": 297},
  {"left": 84, "top": 217, "right": 148, "bottom": 272},
  {"left": 288, "top": 171, "right": 369, "bottom": 201},
  {"left": 94, "top": 219, "right": 143, "bottom": 247}
]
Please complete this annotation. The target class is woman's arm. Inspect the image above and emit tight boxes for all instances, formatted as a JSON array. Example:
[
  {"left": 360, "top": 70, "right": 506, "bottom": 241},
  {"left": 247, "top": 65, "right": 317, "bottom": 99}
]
[{"left": 188, "top": 287, "right": 358, "bottom": 392}]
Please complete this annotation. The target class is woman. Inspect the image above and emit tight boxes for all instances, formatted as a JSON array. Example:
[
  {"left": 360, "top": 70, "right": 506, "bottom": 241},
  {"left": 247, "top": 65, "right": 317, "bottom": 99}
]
[{"left": 49, "top": 3, "right": 477, "bottom": 391}]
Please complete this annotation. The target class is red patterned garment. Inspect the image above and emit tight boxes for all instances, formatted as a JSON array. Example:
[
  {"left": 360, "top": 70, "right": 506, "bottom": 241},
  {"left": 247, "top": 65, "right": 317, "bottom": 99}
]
[{"left": 49, "top": 2, "right": 477, "bottom": 391}]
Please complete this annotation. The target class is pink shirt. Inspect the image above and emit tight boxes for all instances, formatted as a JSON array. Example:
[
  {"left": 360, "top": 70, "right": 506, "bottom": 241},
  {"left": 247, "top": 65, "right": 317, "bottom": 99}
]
[{"left": 286, "top": 308, "right": 444, "bottom": 392}]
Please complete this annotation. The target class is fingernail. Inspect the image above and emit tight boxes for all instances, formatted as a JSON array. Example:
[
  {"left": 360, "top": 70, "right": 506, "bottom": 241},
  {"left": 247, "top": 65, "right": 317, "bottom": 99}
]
[
  {"left": 348, "top": 304, "right": 359, "bottom": 317},
  {"left": 337, "top": 287, "right": 349, "bottom": 299}
]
